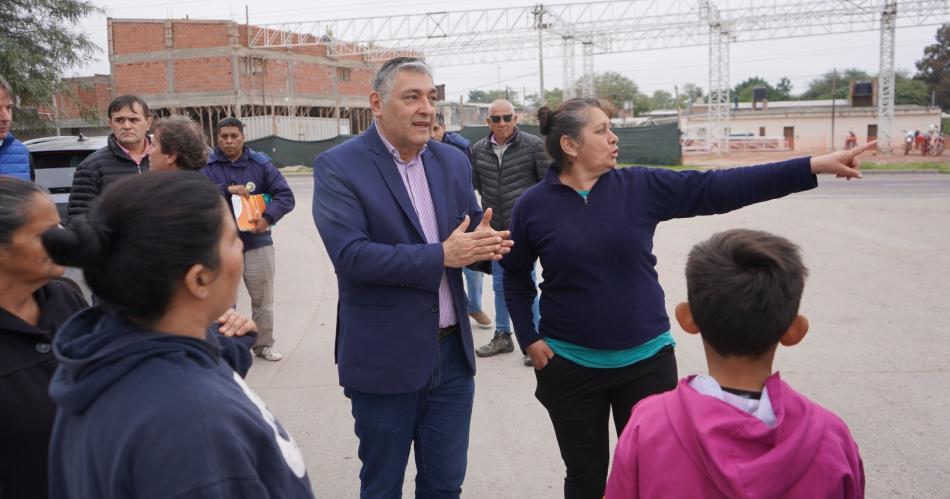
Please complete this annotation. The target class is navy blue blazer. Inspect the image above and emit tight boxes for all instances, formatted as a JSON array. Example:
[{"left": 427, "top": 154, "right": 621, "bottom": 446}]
[{"left": 312, "top": 123, "right": 483, "bottom": 394}]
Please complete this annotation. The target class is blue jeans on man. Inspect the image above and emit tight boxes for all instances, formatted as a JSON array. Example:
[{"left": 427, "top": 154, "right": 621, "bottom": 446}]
[
  {"left": 475, "top": 261, "right": 540, "bottom": 361},
  {"left": 491, "top": 260, "right": 539, "bottom": 333},
  {"left": 346, "top": 331, "right": 474, "bottom": 499},
  {"left": 463, "top": 267, "right": 483, "bottom": 314}
]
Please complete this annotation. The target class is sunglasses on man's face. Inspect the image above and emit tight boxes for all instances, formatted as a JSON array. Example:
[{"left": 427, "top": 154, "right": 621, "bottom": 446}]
[{"left": 490, "top": 114, "right": 513, "bottom": 123}]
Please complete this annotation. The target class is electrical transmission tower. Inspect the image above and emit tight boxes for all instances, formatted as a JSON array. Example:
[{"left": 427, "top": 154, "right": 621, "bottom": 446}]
[
  {"left": 250, "top": 1, "right": 949, "bottom": 153},
  {"left": 879, "top": 1, "right": 898, "bottom": 154}
]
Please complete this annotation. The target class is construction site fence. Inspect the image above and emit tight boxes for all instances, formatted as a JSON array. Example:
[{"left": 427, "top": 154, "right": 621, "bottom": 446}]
[{"left": 246, "top": 122, "right": 682, "bottom": 168}]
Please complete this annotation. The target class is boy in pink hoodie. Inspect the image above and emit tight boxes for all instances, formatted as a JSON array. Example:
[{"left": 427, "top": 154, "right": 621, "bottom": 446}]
[{"left": 606, "top": 229, "right": 864, "bottom": 499}]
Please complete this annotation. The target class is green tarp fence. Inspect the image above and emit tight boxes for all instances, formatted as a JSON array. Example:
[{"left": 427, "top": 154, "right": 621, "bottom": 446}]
[{"left": 246, "top": 122, "right": 681, "bottom": 168}]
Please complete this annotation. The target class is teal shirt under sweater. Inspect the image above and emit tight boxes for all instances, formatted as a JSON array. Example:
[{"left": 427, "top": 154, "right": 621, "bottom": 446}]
[{"left": 547, "top": 331, "right": 675, "bottom": 369}]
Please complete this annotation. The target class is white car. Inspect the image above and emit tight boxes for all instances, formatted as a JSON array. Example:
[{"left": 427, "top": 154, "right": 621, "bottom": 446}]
[{"left": 25, "top": 134, "right": 108, "bottom": 219}]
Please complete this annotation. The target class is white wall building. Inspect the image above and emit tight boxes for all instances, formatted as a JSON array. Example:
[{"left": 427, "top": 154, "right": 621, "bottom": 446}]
[{"left": 684, "top": 99, "right": 941, "bottom": 151}]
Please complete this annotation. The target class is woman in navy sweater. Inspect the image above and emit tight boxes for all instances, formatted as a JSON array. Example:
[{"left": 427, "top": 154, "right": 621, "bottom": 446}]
[
  {"left": 43, "top": 172, "right": 314, "bottom": 498},
  {"left": 502, "top": 98, "right": 873, "bottom": 499}
]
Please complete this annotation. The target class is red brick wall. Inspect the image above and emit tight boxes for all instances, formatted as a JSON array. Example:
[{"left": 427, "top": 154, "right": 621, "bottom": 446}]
[
  {"left": 114, "top": 62, "right": 168, "bottom": 94},
  {"left": 337, "top": 67, "right": 375, "bottom": 97},
  {"left": 293, "top": 63, "right": 332, "bottom": 94},
  {"left": 109, "top": 20, "right": 376, "bottom": 100},
  {"left": 174, "top": 57, "right": 233, "bottom": 92},
  {"left": 112, "top": 22, "right": 165, "bottom": 55},
  {"left": 172, "top": 22, "right": 230, "bottom": 49}
]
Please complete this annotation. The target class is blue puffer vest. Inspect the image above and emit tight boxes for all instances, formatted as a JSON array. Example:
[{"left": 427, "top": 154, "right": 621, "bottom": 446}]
[{"left": 0, "top": 132, "right": 31, "bottom": 181}]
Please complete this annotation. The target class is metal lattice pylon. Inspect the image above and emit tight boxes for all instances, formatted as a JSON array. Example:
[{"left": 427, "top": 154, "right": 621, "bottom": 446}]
[
  {"left": 563, "top": 36, "right": 576, "bottom": 99},
  {"left": 702, "top": 1, "right": 732, "bottom": 154},
  {"left": 582, "top": 41, "right": 595, "bottom": 97},
  {"left": 878, "top": 1, "right": 898, "bottom": 154}
]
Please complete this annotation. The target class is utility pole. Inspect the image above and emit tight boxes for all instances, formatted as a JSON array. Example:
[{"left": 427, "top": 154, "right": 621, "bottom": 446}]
[
  {"left": 533, "top": 5, "right": 545, "bottom": 106},
  {"left": 831, "top": 68, "right": 837, "bottom": 151}
]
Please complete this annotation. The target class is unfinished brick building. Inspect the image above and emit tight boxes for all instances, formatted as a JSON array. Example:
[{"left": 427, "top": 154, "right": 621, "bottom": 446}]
[
  {"left": 47, "top": 74, "right": 113, "bottom": 136},
  {"left": 107, "top": 18, "right": 379, "bottom": 143}
]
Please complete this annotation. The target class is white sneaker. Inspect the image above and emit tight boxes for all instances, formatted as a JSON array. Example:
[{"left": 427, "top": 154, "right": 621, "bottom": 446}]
[{"left": 256, "top": 346, "right": 283, "bottom": 361}]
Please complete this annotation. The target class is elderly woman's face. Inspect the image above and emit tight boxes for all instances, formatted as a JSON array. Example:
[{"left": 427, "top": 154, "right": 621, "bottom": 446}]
[
  {"left": 573, "top": 107, "right": 619, "bottom": 172},
  {"left": 0, "top": 193, "right": 64, "bottom": 284}
]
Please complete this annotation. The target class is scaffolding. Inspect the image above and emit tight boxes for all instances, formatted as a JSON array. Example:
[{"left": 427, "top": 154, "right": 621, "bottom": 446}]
[{"left": 250, "top": 0, "right": 950, "bottom": 152}]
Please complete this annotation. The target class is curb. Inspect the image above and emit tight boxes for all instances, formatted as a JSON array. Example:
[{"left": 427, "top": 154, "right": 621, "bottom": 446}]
[{"left": 859, "top": 169, "right": 943, "bottom": 175}]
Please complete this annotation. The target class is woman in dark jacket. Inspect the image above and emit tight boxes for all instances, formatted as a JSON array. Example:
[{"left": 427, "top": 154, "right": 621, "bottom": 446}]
[
  {"left": 0, "top": 178, "right": 87, "bottom": 499},
  {"left": 502, "top": 98, "right": 874, "bottom": 499},
  {"left": 43, "top": 172, "right": 314, "bottom": 498},
  {"left": 0, "top": 175, "right": 258, "bottom": 498}
]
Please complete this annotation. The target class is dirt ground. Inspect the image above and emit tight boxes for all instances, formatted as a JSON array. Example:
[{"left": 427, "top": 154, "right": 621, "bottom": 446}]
[{"left": 685, "top": 149, "right": 947, "bottom": 167}]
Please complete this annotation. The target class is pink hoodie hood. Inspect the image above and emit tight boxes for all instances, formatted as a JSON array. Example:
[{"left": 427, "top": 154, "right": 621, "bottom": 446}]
[{"left": 606, "top": 373, "right": 864, "bottom": 498}]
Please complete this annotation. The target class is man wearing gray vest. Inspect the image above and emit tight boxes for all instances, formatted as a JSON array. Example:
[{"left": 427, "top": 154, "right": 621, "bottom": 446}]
[{"left": 470, "top": 99, "right": 547, "bottom": 365}]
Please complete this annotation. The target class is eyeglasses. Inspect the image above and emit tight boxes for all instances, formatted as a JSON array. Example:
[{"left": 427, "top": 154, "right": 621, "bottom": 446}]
[{"left": 489, "top": 114, "right": 513, "bottom": 123}]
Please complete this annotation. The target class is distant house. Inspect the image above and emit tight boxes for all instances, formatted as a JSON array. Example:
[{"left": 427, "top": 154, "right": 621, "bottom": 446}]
[{"left": 685, "top": 98, "right": 941, "bottom": 151}]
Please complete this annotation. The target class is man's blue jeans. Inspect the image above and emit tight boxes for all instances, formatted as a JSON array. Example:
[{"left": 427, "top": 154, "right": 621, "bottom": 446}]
[
  {"left": 463, "top": 267, "right": 483, "bottom": 313},
  {"left": 492, "top": 260, "right": 540, "bottom": 334},
  {"left": 346, "top": 331, "right": 474, "bottom": 499}
]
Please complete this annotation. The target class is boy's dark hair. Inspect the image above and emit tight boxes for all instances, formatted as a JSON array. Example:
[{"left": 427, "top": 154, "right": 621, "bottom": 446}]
[
  {"left": 685, "top": 229, "right": 808, "bottom": 357},
  {"left": 153, "top": 116, "right": 208, "bottom": 170},
  {"left": 107, "top": 95, "right": 150, "bottom": 119},
  {"left": 216, "top": 117, "right": 245, "bottom": 134},
  {"left": 42, "top": 172, "right": 226, "bottom": 324}
]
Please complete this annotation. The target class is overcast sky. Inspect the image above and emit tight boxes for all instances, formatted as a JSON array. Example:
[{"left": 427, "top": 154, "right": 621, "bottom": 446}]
[{"left": 74, "top": 0, "right": 944, "bottom": 103}]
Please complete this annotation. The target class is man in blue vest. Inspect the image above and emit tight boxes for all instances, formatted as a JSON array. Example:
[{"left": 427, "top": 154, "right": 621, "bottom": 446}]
[{"left": 0, "top": 76, "right": 33, "bottom": 182}]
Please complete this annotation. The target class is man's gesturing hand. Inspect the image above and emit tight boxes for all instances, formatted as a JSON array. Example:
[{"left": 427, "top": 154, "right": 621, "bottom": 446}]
[{"left": 443, "top": 208, "right": 514, "bottom": 268}]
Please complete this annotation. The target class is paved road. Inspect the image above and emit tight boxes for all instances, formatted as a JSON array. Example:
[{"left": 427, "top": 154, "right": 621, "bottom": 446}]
[{"left": 243, "top": 173, "right": 950, "bottom": 498}]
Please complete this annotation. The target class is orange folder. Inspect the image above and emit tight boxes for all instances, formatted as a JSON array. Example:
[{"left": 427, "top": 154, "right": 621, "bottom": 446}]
[{"left": 231, "top": 194, "right": 269, "bottom": 232}]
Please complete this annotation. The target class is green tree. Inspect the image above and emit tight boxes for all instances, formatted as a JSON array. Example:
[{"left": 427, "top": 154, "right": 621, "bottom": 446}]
[
  {"left": 681, "top": 83, "right": 704, "bottom": 101},
  {"left": 733, "top": 76, "right": 795, "bottom": 102},
  {"left": 732, "top": 76, "right": 772, "bottom": 102},
  {"left": 524, "top": 88, "right": 563, "bottom": 109},
  {"left": 468, "top": 89, "right": 520, "bottom": 104},
  {"left": 800, "top": 69, "right": 872, "bottom": 100},
  {"left": 648, "top": 90, "right": 675, "bottom": 110},
  {"left": 632, "top": 94, "right": 652, "bottom": 116},
  {"left": 914, "top": 24, "right": 949, "bottom": 111},
  {"left": 676, "top": 83, "right": 704, "bottom": 107},
  {"left": 467, "top": 90, "right": 491, "bottom": 103},
  {"left": 895, "top": 71, "right": 930, "bottom": 106},
  {"left": 574, "top": 71, "right": 639, "bottom": 109},
  {"left": 1, "top": 0, "right": 101, "bottom": 130},
  {"left": 774, "top": 77, "right": 794, "bottom": 100}
]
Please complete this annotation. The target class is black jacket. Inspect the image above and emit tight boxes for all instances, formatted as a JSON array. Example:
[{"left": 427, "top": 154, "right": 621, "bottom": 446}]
[
  {"left": 0, "top": 280, "right": 87, "bottom": 499},
  {"left": 470, "top": 128, "right": 549, "bottom": 231},
  {"left": 67, "top": 135, "right": 150, "bottom": 220}
]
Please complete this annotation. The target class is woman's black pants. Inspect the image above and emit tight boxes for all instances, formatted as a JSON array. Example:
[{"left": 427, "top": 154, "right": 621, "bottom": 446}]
[{"left": 534, "top": 346, "right": 678, "bottom": 499}]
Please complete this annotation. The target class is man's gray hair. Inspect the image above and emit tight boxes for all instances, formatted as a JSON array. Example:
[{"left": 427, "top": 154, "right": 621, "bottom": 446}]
[
  {"left": 489, "top": 99, "right": 515, "bottom": 113},
  {"left": 0, "top": 75, "right": 13, "bottom": 100},
  {"left": 373, "top": 57, "right": 433, "bottom": 101}
]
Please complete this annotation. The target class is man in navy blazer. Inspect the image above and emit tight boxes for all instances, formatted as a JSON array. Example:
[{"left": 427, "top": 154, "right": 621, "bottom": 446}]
[{"left": 312, "top": 57, "right": 512, "bottom": 498}]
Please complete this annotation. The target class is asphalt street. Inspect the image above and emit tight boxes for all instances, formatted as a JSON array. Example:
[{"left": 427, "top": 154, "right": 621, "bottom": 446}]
[{"left": 241, "top": 172, "right": 950, "bottom": 498}]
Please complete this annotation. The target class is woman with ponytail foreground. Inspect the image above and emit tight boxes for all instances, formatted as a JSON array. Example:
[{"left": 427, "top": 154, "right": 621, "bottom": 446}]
[
  {"left": 44, "top": 172, "right": 314, "bottom": 498},
  {"left": 0, "top": 177, "right": 87, "bottom": 499},
  {"left": 502, "top": 98, "right": 875, "bottom": 499}
]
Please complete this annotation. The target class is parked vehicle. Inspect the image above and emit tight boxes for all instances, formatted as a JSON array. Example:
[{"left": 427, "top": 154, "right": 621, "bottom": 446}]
[{"left": 25, "top": 134, "right": 108, "bottom": 219}]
